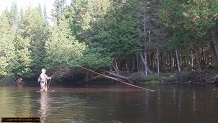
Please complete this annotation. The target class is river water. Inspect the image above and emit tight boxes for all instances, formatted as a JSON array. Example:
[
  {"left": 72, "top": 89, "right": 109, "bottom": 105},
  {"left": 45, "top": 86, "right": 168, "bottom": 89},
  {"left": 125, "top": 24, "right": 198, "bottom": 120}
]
[{"left": 0, "top": 83, "right": 218, "bottom": 123}]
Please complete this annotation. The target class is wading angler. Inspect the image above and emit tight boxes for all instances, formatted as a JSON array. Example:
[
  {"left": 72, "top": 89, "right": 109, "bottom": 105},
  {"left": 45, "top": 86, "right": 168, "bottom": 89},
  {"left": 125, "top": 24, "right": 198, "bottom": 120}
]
[{"left": 38, "top": 69, "right": 51, "bottom": 92}]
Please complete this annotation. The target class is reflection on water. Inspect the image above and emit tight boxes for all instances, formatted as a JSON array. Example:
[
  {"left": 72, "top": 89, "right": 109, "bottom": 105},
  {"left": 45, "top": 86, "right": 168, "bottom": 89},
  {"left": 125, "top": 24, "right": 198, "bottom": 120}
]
[
  {"left": 39, "top": 92, "right": 50, "bottom": 123},
  {"left": 17, "top": 84, "right": 23, "bottom": 90},
  {"left": 192, "top": 90, "right": 196, "bottom": 112},
  {"left": 0, "top": 84, "right": 218, "bottom": 123}
]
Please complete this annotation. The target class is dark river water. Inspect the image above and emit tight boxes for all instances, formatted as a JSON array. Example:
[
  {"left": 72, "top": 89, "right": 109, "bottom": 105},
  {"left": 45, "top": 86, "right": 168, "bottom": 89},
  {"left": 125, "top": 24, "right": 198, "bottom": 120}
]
[{"left": 0, "top": 83, "right": 218, "bottom": 123}]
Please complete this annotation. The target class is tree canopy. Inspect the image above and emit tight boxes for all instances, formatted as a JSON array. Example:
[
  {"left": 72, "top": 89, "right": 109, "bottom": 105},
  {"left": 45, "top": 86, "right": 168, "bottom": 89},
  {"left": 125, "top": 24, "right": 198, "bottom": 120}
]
[{"left": 0, "top": 0, "right": 218, "bottom": 80}]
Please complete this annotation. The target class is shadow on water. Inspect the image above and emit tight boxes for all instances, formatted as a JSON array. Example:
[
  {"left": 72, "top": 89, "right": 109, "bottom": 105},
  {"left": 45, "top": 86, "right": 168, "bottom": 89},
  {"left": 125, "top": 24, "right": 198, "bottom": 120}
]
[{"left": 0, "top": 83, "right": 218, "bottom": 123}]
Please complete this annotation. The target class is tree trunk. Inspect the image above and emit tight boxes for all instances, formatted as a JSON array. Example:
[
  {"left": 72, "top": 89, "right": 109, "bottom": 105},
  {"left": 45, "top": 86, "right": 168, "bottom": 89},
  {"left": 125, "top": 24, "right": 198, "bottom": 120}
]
[
  {"left": 191, "top": 53, "right": 194, "bottom": 69},
  {"left": 169, "top": 51, "right": 172, "bottom": 71},
  {"left": 210, "top": 41, "right": 218, "bottom": 69},
  {"left": 112, "top": 59, "right": 121, "bottom": 74},
  {"left": 140, "top": 52, "right": 148, "bottom": 76},
  {"left": 136, "top": 54, "right": 139, "bottom": 72},
  {"left": 157, "top": 48, "right": 160, "bottom": 75},
  {"left": 160, "top": 50, "right": 164, "bottom": 72},
  {"left": 186, "top": 50, "right": 192, "bottom": 70},
  {"left": 211, "top": 28, "right": 218, "bottom": 59},
  {"left": 132, "top": 57, "right": 136, "bottom": 72},
  {"left": 211, "top": 28, "right": 218, "bottom": 70},
  {"left": 195, "top": 49, "right": 201, "bottom": 71},
  {"left": 174, "top": 51, "right": 177, "bottom": 71},
  {"left": 126, "top": 59, "right": 130, "bottom": 75},
  {"left": 175, "top": 49, "right": 181, "bottom": 74},
  {"left": 200, "top": 47, "right": 206, "bottom": 70},
  {"left": 142, "top": 10, "right": 147, "bottom": 76}
]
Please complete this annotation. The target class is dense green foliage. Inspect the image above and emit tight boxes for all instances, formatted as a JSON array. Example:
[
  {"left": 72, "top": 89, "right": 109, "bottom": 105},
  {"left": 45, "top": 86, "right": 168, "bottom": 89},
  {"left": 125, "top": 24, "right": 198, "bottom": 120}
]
[
  {"left": 0, "top": 0, "right": 218, "bottom": 80},
  {"left": 0, "top": 11, "right": 15, "bottom": 76},
  {"left": 160, "top": 0, "right": 218, "bottom": 48},
  {"left": 45, "top": 15, "right": 86, "bottom": 68}
]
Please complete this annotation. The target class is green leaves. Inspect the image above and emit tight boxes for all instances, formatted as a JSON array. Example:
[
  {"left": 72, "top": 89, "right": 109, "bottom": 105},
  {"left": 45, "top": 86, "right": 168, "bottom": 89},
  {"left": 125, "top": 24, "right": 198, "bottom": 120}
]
[
  {"left": 0, "top": 11, "right": 15, "bottom": 75},
  {"left": 45, "top": 16, "right": 86, "bottom": 68},
  {"left": 89, "top": 0, "right": 140, "bottom": 58},
  {"left": 80, "top": 47, "right": 113, "bottom": 69},
  {"left": 159, "top": 0, "right": 218, "bottom": 50}
]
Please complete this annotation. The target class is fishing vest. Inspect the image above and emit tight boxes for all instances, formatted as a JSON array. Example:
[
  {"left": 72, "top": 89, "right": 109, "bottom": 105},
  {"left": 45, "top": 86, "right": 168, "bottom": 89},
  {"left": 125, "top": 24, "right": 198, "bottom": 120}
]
[{"left": 38, "top": 73, "right": 48, "bottom": 83}]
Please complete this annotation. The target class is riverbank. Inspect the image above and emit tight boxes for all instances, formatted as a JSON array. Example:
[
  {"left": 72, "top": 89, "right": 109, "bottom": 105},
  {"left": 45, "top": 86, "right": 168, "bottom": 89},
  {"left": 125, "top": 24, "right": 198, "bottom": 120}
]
[
  {"left": 137, "top": 70, "right": 218, "bottom": 85},
  {"left": 1, "top": 70, "right": 218, "bottom": 86}
]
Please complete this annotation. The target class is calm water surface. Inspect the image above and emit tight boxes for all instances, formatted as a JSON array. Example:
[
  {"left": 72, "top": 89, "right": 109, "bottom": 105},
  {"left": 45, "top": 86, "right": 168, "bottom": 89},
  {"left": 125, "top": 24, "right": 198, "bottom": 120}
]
[{"left": 0, "top": 83, "right": 218, "bottom": 123}]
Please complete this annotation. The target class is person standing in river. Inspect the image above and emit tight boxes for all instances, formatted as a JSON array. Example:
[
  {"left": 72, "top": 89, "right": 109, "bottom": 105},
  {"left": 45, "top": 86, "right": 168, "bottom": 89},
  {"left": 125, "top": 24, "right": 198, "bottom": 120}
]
[{"left": 38, "top": 69, "right": 51, "bottom": 92}]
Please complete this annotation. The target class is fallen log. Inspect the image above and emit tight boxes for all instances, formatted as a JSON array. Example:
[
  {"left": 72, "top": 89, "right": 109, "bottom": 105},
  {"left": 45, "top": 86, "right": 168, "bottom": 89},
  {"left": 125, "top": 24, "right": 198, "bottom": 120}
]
[{"left": 104, "top": 71, "right": 134, "bottom": 84}]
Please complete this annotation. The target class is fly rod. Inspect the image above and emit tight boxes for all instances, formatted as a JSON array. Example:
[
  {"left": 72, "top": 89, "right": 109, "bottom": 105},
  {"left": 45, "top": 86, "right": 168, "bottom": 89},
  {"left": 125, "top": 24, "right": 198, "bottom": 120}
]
[{"left": 78, "top": 66, "right": 155, "bottom": 92}]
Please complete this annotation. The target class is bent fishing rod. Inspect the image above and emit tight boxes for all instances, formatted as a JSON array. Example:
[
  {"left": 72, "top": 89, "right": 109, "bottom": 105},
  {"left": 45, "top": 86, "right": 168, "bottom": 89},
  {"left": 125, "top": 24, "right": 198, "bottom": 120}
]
[
  {"left": 46, "top": 66, "right": 155, "bottom": 92},
  {"left": 77, "top": 66, "right": 155, "bottom": 92}
]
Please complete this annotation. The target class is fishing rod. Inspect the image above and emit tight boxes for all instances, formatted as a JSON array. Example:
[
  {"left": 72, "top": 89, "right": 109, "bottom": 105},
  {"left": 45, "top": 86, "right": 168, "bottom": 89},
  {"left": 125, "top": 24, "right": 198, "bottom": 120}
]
[
  {"left": 46, "top": 71, "right": 59, "bottom": 89},
  {"left": 77, "top": 66, "right": 155, "bottom": 92}
]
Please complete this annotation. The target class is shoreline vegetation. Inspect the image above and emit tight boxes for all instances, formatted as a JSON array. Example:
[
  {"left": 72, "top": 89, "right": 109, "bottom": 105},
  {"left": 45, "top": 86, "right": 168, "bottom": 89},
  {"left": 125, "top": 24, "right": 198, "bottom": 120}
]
[
  {"left": 1, "top": 69, "right": 218, "bottom": 87},
  {"left": 0, "top": 0, "right": 218, "bottom": 86}
]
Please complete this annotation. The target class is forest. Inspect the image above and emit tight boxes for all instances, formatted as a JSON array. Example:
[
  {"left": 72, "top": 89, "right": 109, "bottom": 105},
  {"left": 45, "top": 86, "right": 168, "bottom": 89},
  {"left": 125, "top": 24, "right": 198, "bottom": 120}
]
[{"left": 0, "top": 0, "right": 218, "bottom": 84}]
